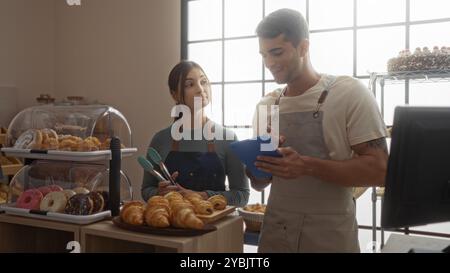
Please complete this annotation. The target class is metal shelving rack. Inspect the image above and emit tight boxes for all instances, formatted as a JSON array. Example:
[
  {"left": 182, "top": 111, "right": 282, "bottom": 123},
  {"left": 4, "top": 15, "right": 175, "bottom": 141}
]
[{"left": 369, "top": 68, "right": 450, "bottom": 250}]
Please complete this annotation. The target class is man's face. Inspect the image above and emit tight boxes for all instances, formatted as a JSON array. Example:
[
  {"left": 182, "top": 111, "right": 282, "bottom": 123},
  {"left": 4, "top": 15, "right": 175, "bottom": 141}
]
[{"left": 259, "top": 34, "right": 304, "bottom": 84}]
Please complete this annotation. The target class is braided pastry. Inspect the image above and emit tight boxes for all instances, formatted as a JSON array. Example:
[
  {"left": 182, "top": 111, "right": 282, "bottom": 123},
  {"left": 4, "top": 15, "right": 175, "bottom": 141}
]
[
  {"left": 185, "top": 194, "right": 213, "bottom": 215},
  {"left": 207, "top": 195, "right": 227, "bottom": 210}
]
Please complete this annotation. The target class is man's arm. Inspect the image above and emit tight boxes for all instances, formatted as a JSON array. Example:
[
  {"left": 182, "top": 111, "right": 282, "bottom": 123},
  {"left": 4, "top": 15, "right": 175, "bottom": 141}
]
[{"left": 255, "top": 137, "right": 388, "bottom": 187}]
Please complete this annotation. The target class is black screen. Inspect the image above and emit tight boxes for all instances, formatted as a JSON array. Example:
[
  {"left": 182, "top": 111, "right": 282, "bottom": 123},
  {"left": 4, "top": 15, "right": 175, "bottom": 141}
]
[{"left": 381, "top": 106, "right": 450, "bottom": 229}]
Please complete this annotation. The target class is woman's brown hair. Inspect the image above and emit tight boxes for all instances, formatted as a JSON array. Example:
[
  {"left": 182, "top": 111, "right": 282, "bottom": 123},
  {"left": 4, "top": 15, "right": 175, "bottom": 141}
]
[{"left": 168, "top": 60, "right": 208, "bottom": 105}]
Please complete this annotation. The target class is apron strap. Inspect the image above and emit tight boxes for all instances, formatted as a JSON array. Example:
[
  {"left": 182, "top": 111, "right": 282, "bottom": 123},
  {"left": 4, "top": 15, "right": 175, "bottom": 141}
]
[{"left": 171, "top": 122, "right": 216, "bottom": 152}]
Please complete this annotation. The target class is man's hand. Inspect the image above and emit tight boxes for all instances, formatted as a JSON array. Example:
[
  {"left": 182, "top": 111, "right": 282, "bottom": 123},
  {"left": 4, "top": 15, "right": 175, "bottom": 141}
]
[{"left": 255, "top": 147, "right": 312, "bottom": 179}]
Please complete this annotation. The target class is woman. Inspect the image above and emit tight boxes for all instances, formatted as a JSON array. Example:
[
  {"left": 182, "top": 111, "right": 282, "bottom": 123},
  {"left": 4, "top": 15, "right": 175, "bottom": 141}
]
[{"left": 141, "top": 61, "right": 250, "bottom": 207}]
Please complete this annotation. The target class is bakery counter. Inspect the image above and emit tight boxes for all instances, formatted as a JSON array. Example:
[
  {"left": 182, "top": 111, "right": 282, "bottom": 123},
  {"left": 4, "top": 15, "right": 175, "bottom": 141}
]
[
  {"left": 0, "top": 214, "right": 81, "bottom": 252},
  {"left": 81, "top": 215, "right": 244, "bottom": 253}
]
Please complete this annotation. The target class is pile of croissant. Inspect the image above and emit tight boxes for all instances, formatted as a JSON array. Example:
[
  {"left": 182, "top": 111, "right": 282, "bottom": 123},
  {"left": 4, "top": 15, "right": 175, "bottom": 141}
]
[{"left": 120, "top": 192, "right": 227, "bottom": 230}]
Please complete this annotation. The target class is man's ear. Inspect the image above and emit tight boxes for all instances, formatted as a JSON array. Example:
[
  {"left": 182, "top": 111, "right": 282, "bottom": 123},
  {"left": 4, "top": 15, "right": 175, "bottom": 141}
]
[{"left": 297, "top": 39, "right": 310, "bottom": 58}]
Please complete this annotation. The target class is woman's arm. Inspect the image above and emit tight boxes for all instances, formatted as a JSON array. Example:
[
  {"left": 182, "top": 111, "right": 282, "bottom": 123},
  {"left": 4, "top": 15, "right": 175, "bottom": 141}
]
[{"left": 205, "top": 139, "right": 250, "bottom": 207}]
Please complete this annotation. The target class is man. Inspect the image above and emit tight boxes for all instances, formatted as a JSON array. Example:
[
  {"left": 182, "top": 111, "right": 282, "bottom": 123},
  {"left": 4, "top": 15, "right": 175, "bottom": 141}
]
[{"left": 248, "top": 9, "right": 388, "bottom": 253}]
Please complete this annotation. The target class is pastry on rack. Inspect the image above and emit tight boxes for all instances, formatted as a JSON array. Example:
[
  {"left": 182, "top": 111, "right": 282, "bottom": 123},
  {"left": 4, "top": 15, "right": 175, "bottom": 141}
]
[
  {"left": 145, "top": 196, "right": 171, "bottom": 228},
  {"left": 120, "top": 201, "right": 145, "bottom": 225},
  {"left": 13, "top": 129, "right": 43, "bottom": 149},
  {"left": 207, "top": 195, "right": 227, "bottom": 210},
  {"left": 40, "top": 129, "right": 59, "bottom": 150}
]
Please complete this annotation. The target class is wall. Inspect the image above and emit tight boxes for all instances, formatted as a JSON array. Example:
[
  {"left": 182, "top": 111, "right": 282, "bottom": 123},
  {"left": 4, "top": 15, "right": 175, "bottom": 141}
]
[
  {"left": 54, "top": 0, "right": 181, "bottom": 199},
  {"left": 0, "top": 0, "right": 55, "bottom": 122}
]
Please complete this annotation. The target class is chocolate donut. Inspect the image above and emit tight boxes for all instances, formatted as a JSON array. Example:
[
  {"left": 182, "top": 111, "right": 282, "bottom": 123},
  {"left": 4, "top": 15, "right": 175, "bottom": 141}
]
[
  {"left": 89, "top": 192, "right": 105, "bottom": 214},
  {"left": 64, "top": 194, "right": 93, "bottom": 215},
  {"left": 97, "top": 191, "right": 109, "bottom": 210}
]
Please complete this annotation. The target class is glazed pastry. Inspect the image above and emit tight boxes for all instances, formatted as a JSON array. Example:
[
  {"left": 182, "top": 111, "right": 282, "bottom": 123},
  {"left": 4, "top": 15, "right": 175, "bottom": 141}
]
[
  {"left": 62, "top": 189, "right": 77, "bottom": 199},
  {"left": 65, "top": 194, "right": 94, "bottom": 215},
  {"left": 40, "top": 129, "right": 59, "bottom": 150},
  {"left": 16, "top": 189, "right": 43, "bottom": 210},
  {"left": 77, "top": 139, "right": 99, "bottom": 152},
  {"left": 40, "top": 191, "right": 67, "bottom": 213},
  {"left": 13, "top": 129, "right": 43, "bottom": 149},
  {"left": 88, "top": 191, "right": 105, "bottom": 213},
  {"left": 120, "top": 201, "right": 145, "bottom": 225},
  {"left": 207, "top": 195, "right": 227, "bottom": 210},
  {"left": 186, "top": 195, "right": 214, "bottom": 215},
  {"left": 72, "top": 187, "right": 90, "bottom": 195},
  {"left": 145, "top": 196, "right": 171, "bottom": 228}
]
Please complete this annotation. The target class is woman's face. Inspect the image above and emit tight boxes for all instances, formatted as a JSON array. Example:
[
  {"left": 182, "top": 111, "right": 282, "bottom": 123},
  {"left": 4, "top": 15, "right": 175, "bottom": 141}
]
[{"left": 175, "top": 67, "right": 211, "bottom": 111}]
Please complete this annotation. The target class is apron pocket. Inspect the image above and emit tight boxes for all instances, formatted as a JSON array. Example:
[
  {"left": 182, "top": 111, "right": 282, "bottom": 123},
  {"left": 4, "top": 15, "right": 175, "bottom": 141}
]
[{"left": 258, "top": 210, "right": 304, "bottom": 253}]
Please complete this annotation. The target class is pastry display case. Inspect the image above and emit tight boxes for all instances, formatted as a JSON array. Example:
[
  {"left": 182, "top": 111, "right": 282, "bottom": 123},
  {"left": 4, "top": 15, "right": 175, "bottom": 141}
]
[
  {"left": 1, "top": 161, "right": 133, "bottom": 224},
  {"left": 1, "top": 105, "right": 137, "bottom": 161},
  {"left": 0, "top": 104, "right": 137, "bottom": 223}
]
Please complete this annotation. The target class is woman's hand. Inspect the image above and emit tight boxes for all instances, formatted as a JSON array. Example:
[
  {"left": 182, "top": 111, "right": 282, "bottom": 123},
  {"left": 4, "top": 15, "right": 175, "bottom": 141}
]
[
  {"left": 255, "top": 147, "right": 313, "bottom": 180},
  {"left": 157, "top": 171, "right": 180, "bottom": 196}
]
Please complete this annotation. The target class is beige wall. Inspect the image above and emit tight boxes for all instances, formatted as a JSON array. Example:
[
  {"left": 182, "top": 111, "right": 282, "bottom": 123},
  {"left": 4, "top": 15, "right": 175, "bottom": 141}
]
[
  {"left": 54, "top": 0, "right": 180, "bottom": 199},
  {"left": 0, "top": 0, "right": 55, "bottom": 114},
  {"left": 1, "top": 0, "right": 181, "bottom": 199}
]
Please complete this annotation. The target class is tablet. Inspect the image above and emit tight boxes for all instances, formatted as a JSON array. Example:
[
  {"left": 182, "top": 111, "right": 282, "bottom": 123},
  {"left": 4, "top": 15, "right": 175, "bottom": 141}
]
[{"left": 230, "top": 137, "right": 282, "bottom": 179}]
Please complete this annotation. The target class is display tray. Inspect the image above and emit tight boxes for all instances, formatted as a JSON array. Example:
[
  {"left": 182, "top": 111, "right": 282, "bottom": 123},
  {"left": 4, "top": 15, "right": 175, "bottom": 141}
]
[
  {"left": 0, "top": 203, "right": 111, "bottom": 225},
  {"left": 196, "top": 206, "right": 236, "bottom": 224},
  {"left": 112, "top": 216, "right": 217, "bottom": 236},
  {"left": 0, "top": 148, "right": 137, "bottom": 161}
]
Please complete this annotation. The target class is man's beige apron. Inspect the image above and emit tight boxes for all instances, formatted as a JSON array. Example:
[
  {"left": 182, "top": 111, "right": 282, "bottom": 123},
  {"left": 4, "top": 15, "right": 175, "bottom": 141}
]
[{"left": 258, "top": 76, "right": 360, "bottom": 253}]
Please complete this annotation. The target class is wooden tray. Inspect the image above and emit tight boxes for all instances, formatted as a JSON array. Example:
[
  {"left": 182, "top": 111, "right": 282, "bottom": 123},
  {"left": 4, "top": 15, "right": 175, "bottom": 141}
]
[
  {"left": 196, "top": 205, "right": 236, "bottom": 224},
  {"left": 0, "top": 156, "right": 23, "bottom": 176},
  {"left": 112, "top": 216, "right": 217, "bottom": 236}
]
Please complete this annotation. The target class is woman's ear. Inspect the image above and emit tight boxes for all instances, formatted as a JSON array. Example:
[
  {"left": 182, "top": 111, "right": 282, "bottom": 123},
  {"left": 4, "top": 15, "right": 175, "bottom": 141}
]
[{"left": 170, "top": 90, "right": 180, "bottom": 104}]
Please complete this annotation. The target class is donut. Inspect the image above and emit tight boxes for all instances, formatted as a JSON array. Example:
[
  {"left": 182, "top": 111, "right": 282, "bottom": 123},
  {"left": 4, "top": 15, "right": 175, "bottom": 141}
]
[
  {"left": 97, "top": 191, "right": 109, "bottom": 210},
  {"left": 65, "top": 194, "right": 94, "bottom": 215},
  {"left": 13, "top": 129, "right": 43, "bottom": 149},
  {"left": 40, "top": 191, "right": 67, "bottom": 213},
  {"left": 72, "top": 187, "right": 90, "bottom": 195},
  {"left": 62, "top": 189, "right": 77, "bottom": 199},
  {"left": 38, "top": 185, "right": 63, "bottom": 197},
  {"left": 16, "top": 189, "right": 43, "bottom": 210},
  {"left": 88, "top": 192, "right": 105, "bottom": 213}
]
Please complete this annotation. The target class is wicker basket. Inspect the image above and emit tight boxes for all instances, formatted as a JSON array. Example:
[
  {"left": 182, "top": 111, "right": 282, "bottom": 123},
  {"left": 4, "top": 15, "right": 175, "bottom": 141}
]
[{"left": 237, "top": 208, "right": 264, "bottom": 232}]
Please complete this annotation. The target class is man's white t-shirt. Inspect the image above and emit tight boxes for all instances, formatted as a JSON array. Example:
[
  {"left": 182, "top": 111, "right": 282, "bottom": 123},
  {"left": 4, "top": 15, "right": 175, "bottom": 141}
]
[{"left": 253, "top": 74, "right": 388, "bottom": 161}]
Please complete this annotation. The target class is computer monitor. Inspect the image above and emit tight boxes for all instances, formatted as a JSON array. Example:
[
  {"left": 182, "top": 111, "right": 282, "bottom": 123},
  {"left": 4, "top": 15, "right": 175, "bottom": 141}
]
[{"left": 381, "top": 106, "right": 450, "bottom": 229}]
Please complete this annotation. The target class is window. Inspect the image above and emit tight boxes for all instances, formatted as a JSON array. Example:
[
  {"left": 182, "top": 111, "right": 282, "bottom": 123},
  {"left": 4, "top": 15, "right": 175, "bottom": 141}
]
[{"left": 183, "top": 0, "right": 450, "bottom": 238}]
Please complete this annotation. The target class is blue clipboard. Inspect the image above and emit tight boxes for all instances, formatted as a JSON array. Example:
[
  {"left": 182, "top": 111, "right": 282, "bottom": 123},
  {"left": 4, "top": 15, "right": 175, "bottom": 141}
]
[{"left": 230, "top": 136, "right": 282, "bottom": 179}]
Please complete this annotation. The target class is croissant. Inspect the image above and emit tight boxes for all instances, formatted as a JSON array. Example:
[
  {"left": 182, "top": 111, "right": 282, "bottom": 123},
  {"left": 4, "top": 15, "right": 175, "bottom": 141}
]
[
  {"left": 165, "top": 196, "right": 204, "bottom": 230},
  {"left": 120, "top": 201, "right": 145, "bottom": 225},
  {"left": 171, "top": 206, "right": 204, "bottom": 230},
  {"left": 145, "top": 196, "right": 171, "bottom": 228},
  {"left": 164, "top": 191, "right": 184, "bottom": 202},
  {"left": 207, "top": 195, "right": 227, "bottom": 210}
]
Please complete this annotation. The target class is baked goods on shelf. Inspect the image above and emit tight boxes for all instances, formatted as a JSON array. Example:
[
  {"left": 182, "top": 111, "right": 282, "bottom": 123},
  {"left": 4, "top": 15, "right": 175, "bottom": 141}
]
[
  {"left": 387, "top": 46, "right": 450, "bottom": 72},
  {"left": 12, "top": 128, "right": 126, "bottom": 151},
  {"left": 0, "top": 183, "right": 10, "bottom": 204}
]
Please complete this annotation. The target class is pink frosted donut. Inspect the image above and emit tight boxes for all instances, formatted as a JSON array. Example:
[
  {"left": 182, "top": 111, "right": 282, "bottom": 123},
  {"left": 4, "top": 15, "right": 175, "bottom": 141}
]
[
  {"left": 38, "top": 185, "right": 63, "bottom": 197},
  {"left": 16, "top": 189, "right": 43, "bottom": 210}
]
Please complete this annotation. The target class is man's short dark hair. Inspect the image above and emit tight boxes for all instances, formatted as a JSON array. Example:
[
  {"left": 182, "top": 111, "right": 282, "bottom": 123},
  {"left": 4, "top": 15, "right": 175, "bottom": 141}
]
[{"left": 256, "top": 9, "right": 309, "bottom": 47}]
